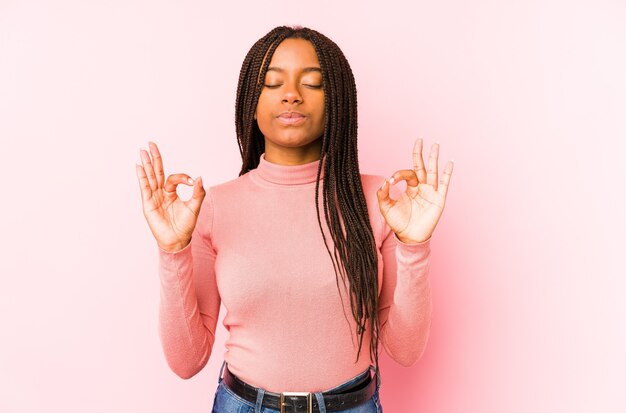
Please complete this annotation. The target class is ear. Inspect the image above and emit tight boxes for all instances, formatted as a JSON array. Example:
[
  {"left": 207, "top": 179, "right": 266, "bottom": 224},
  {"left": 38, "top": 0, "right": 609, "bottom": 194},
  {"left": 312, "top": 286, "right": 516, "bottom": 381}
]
[{"left": 254, "top": 111, "right": 257, "bottom": 120}]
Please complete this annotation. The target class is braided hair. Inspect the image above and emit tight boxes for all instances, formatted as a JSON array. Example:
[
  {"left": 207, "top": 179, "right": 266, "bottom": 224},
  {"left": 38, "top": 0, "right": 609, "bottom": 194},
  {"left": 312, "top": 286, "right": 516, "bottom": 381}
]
[{"left": 235, "top": 25, "right": 381, "bottom": 385}]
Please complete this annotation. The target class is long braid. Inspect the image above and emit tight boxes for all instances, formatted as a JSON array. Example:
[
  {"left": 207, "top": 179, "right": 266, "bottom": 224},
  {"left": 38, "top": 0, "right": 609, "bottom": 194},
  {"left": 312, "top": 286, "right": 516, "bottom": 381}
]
[{"left": 234, "top": 26, "right": 382, "bottom": 388}]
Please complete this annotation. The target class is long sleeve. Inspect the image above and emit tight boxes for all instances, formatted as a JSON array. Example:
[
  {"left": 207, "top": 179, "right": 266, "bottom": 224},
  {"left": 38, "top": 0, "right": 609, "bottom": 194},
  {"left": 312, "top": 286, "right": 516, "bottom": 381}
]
[
  {"left": 157, "top": 188, "right": 221, "bottom": 379},
  {"left": 377, "top": 217, "right": 433, "bottom": 367}
]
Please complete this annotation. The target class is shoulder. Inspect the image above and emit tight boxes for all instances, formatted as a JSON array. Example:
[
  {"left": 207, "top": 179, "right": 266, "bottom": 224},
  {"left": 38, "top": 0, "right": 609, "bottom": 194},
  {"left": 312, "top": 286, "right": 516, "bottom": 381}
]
[
  {"left": 196, "top": 172, "right": 252, "bottom": 219},
  {"left": 203, "top": 171, "right": 253, "bottom": 201},
  {"left": 359, "top": 173, "right": 384, "bottom": 194}
]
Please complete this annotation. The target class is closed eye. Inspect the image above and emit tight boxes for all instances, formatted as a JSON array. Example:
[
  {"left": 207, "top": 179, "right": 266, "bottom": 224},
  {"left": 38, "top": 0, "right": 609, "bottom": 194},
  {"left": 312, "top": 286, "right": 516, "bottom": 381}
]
[{"left": 263, "top": 84, "right": 322, "bottom": 89}]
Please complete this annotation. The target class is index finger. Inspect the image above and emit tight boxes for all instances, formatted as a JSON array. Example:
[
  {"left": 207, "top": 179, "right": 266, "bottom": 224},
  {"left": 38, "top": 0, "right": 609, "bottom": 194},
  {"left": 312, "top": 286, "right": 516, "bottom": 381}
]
[
  {"left": 388, "top": 169, "right": 419, "bottom": 188},
  {"left": 148, "top": 141, "right": 165, "bottom": 188}
]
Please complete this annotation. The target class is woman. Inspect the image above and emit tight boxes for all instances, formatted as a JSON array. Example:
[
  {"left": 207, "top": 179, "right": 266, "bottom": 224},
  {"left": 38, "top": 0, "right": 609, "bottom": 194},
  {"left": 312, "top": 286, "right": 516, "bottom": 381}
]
[{"left": 136, "top": 25, "right": 453, "bottom": 413}]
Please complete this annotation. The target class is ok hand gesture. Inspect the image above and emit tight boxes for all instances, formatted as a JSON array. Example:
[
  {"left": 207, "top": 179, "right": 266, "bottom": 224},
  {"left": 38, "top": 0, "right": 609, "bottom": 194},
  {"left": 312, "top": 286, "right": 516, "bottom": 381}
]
[
  {"left": 135, "top": 142, "right": 206, "bottom": 252},
  {"left": 376, "top": 139, "right": 454, "bottom": 244}
]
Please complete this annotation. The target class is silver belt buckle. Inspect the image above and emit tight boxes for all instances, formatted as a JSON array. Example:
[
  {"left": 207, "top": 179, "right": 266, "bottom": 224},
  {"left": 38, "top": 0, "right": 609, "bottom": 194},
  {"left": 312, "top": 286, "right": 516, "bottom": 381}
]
[{"left": 280, "top": 391, "right": 313, "bottom": 413}]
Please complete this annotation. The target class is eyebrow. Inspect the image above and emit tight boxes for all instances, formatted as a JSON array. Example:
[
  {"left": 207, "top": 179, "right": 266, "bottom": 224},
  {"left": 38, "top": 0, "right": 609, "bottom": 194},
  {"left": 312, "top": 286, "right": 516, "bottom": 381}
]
[{"left": 266, "top": 66, "right": 322, "bottom": 73}]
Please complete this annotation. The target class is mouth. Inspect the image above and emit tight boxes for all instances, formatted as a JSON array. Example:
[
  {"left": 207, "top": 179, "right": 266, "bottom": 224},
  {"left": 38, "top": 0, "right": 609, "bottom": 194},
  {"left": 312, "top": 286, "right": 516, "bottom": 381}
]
[{"left": 276, "top": 112, "right": 306, "bottom": 125}]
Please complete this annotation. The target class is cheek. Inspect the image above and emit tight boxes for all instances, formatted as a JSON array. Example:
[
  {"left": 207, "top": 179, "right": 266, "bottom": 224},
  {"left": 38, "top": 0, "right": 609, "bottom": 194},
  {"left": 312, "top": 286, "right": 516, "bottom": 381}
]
[
  {"left": 315, "top": 95, "right": 325, "bottom": 117},
  {"left": 255, "top": 94, "right": 270, "bottom": 116},
  {"left": 316, "top": 102, "right": 326, "bottom": 125}
]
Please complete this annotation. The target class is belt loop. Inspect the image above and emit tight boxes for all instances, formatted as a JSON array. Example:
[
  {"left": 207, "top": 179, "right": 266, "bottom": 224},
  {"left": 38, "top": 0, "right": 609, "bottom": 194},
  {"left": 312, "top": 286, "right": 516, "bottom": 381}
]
[
  {"left": 218, "top": 360, "right": 227, "bottom": 384},
  {"left": 313, "top": 392, "right": 326, "bottom": 413},
  {"left": 254, "top": 388, "right": 265, "bottom": 413}
]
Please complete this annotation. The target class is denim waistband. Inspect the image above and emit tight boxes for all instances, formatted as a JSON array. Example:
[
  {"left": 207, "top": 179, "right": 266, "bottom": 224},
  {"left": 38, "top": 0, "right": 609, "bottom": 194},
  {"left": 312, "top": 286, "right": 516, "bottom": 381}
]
[{"left": 216, "top": 361, "right": 381, "bottom": 413}]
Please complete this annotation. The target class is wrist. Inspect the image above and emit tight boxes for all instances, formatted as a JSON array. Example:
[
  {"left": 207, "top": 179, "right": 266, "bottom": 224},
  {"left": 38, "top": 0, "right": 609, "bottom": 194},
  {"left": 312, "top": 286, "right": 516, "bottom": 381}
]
[
  {"left": 394, "top": 232, "right": 431, "bottom": 245},
  {"left": 158, "top": 239, "right": 191, "bottom": 253}
]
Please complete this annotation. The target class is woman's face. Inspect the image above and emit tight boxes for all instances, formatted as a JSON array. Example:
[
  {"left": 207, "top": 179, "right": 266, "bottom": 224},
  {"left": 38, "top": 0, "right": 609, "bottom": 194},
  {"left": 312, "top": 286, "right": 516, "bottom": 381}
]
[{"left": 254, "top": 38, "right": 325, "bottom": 160}]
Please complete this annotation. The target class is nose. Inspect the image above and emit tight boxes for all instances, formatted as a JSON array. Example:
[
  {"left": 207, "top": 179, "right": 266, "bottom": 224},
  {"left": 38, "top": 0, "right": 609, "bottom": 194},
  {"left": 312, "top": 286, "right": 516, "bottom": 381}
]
[{"left": 281, "top": 81, "right": 302, "bottom": 104}]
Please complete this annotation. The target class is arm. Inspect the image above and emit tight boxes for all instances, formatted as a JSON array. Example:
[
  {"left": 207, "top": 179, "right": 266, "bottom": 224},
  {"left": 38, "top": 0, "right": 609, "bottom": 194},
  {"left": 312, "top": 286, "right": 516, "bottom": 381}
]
[
  {"left": 157, "top": 188, "right": 220, "bottom": 379},
  {"left": 377, "top": 217, "right": 433, "bottom": 367}
]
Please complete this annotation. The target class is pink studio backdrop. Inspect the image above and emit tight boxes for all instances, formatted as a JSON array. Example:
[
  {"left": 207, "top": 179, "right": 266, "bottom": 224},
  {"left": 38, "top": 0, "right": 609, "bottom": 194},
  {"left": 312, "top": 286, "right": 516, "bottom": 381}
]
[{"left": 1, "top": 0, "right": 624, "bottom": 412}]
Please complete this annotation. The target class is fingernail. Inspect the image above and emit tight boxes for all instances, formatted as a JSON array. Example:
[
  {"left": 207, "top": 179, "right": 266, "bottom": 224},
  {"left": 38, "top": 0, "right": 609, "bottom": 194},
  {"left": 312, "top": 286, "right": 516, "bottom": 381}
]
[
  {"left": 380, "top": 180, "right": 386, "bottom": 190},
  {"left": 188, "top": 178, "right": 193, "bottom": 184},
  {"left": 389, "top": 177, "right": 395, "bottom": 184}
]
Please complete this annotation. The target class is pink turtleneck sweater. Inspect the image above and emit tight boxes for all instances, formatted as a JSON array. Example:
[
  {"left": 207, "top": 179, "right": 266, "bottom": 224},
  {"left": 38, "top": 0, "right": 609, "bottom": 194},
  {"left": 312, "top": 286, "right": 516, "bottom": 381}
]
[{"left": 157, "top": 153, "right": 432, "bottom": 392}]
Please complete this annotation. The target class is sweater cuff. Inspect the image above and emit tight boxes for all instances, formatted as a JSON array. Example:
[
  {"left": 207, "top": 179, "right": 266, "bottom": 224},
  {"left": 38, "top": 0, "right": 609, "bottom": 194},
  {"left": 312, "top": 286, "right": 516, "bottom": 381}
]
[
  {"left": 393, "top": 232, "right": 431, "bottom": 248},
  {"left": 393, "top": 232, "right": 431, "bottom": 265},
  {"left": 158, "top": 241, "right": 193, "bottom": 276}
]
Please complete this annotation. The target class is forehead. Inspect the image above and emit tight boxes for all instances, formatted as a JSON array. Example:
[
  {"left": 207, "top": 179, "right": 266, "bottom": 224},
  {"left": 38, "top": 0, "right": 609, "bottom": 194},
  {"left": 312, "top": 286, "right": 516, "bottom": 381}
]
[{"left": 265, "top": 38, "right": 321, "bottom": 71}]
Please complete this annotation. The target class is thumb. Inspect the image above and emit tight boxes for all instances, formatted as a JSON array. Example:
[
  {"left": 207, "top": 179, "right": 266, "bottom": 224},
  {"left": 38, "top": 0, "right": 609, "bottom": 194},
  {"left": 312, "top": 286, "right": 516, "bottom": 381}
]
[{"left": 186, "top": 176, "right": 206, "bottom": 214}]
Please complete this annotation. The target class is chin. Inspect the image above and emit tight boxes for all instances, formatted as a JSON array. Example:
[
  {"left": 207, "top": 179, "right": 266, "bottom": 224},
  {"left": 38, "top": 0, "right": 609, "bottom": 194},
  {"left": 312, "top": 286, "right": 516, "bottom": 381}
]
[{"left": 271, "top": 135, "right": 319, "bottom": 147}]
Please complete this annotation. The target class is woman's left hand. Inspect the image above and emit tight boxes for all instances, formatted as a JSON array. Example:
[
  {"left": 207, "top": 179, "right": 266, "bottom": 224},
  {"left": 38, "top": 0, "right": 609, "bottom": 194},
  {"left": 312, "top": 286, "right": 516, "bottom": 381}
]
[{"left": 376, "top": 139, "right": 454, "bottom": 244}]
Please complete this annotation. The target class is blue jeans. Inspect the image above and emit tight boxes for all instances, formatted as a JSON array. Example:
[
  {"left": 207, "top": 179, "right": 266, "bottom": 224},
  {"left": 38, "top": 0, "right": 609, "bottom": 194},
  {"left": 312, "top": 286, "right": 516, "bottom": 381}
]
[{"left": 211, "top": 360, "right": 383, "bottom": 413}]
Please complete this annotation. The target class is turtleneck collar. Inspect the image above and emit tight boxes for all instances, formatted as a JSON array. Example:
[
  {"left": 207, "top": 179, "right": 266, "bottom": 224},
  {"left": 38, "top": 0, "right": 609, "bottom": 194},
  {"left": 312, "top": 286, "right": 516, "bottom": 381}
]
[{"left": 254, "top": 152, "right": 326, "bottom": 186}]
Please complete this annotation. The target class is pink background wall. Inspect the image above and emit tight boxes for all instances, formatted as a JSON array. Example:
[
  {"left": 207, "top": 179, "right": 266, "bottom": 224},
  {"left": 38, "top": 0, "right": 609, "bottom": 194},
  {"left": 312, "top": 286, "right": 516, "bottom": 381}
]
[{"left": 1, "top": 0, "right": 625, "bottom": 412}]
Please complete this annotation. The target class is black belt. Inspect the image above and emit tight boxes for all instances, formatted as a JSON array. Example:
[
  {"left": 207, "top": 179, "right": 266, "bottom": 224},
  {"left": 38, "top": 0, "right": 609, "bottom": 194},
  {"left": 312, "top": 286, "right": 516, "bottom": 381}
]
[{"left": 222, "top": 366, "right": 377, "bottom": 413}]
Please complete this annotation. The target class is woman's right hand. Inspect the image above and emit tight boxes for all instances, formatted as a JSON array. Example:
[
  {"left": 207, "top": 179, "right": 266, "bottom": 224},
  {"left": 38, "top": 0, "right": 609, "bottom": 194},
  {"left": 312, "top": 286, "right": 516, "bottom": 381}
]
[{"left": 135, "top": 141, "right": 206, "bottom": 252}]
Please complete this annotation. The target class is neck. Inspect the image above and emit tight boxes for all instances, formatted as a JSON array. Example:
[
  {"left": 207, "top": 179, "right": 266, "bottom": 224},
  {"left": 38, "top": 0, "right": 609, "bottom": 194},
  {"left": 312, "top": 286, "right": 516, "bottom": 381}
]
[
  {"left": 263, "top": 138, "right": 323, "bottom": 165},
  {"left": 253, "top": 152, "right": 326, "bottom": 186}
]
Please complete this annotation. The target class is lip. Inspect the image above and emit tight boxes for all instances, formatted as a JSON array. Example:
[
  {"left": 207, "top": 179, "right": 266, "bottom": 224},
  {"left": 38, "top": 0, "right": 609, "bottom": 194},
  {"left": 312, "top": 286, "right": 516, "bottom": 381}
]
[{"left": 276, "top": 111, "right": 306, "bottom": 125}]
